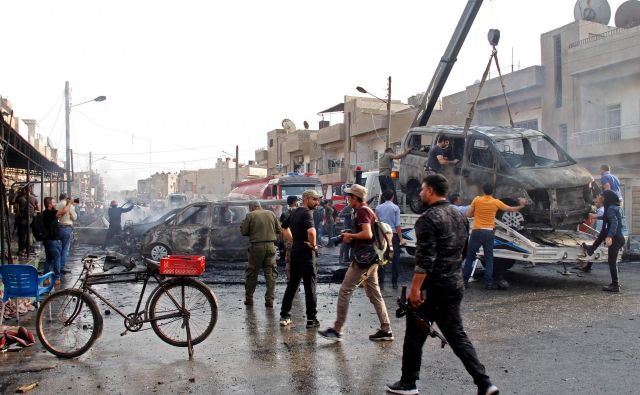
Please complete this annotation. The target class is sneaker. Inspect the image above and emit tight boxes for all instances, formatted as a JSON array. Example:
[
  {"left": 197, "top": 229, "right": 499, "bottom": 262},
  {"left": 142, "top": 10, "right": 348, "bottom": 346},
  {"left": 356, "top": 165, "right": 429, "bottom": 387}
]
[
  {"left": 306, "top": 319, "right": 320, "bottom": 328},
  {"left": 602, "top": 284, "right": 620, "bottom": 293},
  {"left": 279, "top": 316, "right": 292, "bottom": 326},
  {"left": 369, "top": 329, "right": 394, "bottom": 341},
  {"left": 386, "top": 380, "right": 418, "bottom": 395},
  {"left": 318, "top": 327, "right": 342, "bottom": 341},
  {"left": 478, "top": 383, "right": 499, "bottom": 395}
]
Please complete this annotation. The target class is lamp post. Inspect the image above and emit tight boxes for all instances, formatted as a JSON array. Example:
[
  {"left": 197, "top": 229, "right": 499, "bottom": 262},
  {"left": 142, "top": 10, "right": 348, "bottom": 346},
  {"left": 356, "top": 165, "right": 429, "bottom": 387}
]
[
  {"left": 356, "top": 76, "right": 392, "bottom": 148},
  {"left": 65, "top": 81, "right": 106, "bottom": 196}
]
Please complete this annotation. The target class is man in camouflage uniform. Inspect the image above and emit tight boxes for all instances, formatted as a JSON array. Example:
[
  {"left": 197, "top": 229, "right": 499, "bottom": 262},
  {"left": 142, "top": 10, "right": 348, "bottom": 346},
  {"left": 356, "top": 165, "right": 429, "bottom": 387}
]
[{"left": 240, "top": 201, "right": 282, "bottom": 308}]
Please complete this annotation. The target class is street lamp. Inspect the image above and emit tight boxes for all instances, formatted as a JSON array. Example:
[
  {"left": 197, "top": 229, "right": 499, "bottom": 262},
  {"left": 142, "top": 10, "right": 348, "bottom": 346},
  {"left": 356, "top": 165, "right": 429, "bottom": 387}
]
[
  {"left": 65, "top": 81, "right": 106, "bottom": 196},
  {"left": 356, "top": 76, "right": 392, "bottom": 148}
]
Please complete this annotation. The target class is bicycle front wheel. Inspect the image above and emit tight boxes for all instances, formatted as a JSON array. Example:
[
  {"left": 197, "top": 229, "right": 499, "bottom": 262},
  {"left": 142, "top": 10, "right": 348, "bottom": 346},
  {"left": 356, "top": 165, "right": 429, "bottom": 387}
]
[
  {"left": 36, "top": 289, "right": 103, "bottom": 358},
  {"left": 148, "top": 279, "right": 217, "bottom": 347}
]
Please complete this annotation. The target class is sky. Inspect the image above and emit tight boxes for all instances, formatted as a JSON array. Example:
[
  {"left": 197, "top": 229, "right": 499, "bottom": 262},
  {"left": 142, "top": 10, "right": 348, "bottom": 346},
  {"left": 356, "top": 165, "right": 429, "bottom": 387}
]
[{"left": 0, "top": 0, "right": 627, "bottom": 190}]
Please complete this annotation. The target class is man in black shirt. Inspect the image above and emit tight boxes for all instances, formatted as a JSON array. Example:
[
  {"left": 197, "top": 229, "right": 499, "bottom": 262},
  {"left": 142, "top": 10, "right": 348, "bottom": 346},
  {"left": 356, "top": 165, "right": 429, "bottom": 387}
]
[
  {"left": 42, "top": 197, "right": 73, "bottom": 286},
  {"left": 279, "top": 196, "right": 299, "bottom": 278},
  {"left": 386, "top": 175, "right": 498, "bottom": 395},
  {"left": 279, "top": 190, "right": 321, "bottom": 328},
  {"left": 103, "top": 200, "right": 135, "bottom": 249},
  {"left": 425, "top": 136, "right": 458, "bottom": 174}
]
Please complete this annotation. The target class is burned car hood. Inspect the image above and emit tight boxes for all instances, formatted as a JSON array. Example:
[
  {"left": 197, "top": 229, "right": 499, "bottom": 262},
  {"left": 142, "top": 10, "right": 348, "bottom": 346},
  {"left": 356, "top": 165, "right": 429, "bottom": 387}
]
[{"left": 509, "top": 164, "right": 594, "bottom": 189}]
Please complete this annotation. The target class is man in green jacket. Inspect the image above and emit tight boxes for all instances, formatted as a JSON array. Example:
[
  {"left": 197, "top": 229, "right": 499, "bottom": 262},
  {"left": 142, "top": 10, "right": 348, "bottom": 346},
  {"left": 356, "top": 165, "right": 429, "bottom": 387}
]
[{"left": 240, "top": 201, "right": 282, "bottom": 308}]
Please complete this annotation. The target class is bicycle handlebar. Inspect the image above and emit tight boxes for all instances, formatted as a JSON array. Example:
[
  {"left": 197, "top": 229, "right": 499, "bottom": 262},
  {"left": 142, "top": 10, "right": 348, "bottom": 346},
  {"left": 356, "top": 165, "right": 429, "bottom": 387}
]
[{"left": 143, "top": 257, "right": 160, "bottom": 270}]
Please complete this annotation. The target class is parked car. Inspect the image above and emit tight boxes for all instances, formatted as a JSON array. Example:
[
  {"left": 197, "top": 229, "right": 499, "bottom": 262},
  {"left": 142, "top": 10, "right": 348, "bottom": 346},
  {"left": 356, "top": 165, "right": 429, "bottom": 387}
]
[
  {"left": 399, "top": 125, "right": 598, "bottom": 230},
  {"left": 141, "top": 200, "right": 287, "bottom": 261}
]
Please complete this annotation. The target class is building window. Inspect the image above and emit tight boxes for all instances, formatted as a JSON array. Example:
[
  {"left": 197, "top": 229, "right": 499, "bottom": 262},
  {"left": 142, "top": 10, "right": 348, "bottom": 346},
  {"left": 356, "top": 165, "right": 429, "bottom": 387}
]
[
  {"left": 553, "top": 34, "right": 562, "bottom": 108},
  {"left": 269, "top": 139, "right": 274, "bottom": 147},
  {"left": 559, "top": 124, "right": 568, "bottom": 149},
  {"left": 606, "top": 104, "right": 621, "bottom": 139},
  {"left": 514, "top": 119, "right": 539, "bottom": 130}
]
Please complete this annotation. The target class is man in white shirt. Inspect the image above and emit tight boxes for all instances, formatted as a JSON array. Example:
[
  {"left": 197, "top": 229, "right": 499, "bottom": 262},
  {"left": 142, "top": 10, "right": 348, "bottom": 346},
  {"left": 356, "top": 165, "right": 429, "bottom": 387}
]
[{"left": 55, "top": 193, "right": 77, "bottom": 274}]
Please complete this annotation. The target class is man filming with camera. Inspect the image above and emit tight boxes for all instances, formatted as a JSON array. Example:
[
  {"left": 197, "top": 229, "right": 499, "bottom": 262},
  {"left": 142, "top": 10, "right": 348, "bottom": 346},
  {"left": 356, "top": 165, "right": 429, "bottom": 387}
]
[{"left": 386, "top": 175, "right": 498, "bottom": 395}]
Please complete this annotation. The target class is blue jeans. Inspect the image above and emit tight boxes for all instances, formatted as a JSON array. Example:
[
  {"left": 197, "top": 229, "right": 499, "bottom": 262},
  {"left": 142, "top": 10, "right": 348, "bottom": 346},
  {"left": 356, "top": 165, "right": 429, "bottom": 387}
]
[
  {"left": 59, "top": 226, "right": 73, "bottom": 269},
  {"left": 316, "top": 224, "right": 323, "bottom": 245},
  {"left": 44, "top": 239, "right": 62, "bottom": 281},
  {"left": 463, "top": 229, "right": 494, "bottom": 286}
]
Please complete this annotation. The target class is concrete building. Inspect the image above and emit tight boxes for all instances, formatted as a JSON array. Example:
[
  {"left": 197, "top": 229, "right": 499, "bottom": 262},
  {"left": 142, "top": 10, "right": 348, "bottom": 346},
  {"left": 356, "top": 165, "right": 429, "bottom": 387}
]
[
  {"left": 177, "top": 170, "right": 198, "bottom": 197},
  {"left": 149, "top": 172, "right": 178, "bottom": 199},
  {"left": 254, "top": 148, "right": 268, "bottom": 168},
  {"left": 427, "top": 19, "right": 640, "bottom": 235}
]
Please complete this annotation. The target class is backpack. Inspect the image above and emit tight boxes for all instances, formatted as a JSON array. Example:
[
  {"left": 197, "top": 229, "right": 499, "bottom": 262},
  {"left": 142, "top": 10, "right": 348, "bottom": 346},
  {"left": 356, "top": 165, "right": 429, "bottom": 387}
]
[
  {"left": 360, "top": 206, "right": 394, "bottom": 266},
  {"left": 31, "top": 212, "right": 48, "bottom": 241}
]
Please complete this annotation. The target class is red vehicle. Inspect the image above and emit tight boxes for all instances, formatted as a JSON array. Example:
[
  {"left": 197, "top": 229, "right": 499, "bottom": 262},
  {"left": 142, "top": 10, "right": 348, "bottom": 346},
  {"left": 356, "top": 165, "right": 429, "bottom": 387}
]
[{"left": 229, "top": 173, "right": 323, "bottom": 201}]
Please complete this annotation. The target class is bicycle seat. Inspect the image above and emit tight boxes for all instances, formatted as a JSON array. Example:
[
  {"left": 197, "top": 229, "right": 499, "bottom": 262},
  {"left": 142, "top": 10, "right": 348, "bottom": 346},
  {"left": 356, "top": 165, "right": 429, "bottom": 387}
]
[{"left": 143, "top": 257, "right": 160, "bottom": 270}]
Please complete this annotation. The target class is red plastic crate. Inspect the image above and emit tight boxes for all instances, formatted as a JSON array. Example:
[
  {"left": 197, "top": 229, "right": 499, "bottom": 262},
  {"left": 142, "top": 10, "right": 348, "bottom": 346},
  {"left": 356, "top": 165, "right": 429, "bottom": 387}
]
[{"left": 159, "top": 255, "right": 205, "bottom": 276}]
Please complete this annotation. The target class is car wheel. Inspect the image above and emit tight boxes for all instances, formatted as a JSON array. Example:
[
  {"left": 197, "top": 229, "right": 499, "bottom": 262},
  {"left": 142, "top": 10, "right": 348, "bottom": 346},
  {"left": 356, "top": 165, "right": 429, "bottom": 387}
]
[
  {"left": 149, "top": 243, "right": 171, "bottom": 260},
  {"left": 407, "top": 184, "right": 424, "bottom": 214},
  {"left": 499, "top": 211, "right": 525, "bottom": 231}
]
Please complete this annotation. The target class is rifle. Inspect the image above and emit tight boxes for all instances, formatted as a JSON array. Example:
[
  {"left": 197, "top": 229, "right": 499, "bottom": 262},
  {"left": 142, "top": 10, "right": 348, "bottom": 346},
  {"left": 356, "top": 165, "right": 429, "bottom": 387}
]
[{"left": 396, "top": 286, "right": 448, "bottom": 348}]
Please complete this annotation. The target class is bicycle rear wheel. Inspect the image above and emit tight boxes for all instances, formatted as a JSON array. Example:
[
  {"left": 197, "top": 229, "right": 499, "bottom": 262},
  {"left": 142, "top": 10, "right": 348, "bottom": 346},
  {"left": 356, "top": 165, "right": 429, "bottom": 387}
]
[
  {"left": 148, "top": 278, "right": 217, "bottom": 347},
  {"left": 36, "top": 289, "right": 103, "bottom": 358}
]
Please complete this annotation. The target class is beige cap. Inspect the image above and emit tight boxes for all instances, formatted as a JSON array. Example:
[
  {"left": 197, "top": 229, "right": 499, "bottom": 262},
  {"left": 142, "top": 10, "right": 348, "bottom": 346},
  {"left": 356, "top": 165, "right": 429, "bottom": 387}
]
[
  {"left": 302, "top": 190, "right": 321, "bottom": 199},
  {"left": 344, "top": 184, "right": 367, "bottom": 199}
]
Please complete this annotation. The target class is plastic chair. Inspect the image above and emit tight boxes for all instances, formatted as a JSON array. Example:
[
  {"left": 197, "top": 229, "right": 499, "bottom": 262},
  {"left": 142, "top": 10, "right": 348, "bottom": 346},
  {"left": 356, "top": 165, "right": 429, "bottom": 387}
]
[{"left": 0, "top": 264, "right": 55, "bottom": 325}]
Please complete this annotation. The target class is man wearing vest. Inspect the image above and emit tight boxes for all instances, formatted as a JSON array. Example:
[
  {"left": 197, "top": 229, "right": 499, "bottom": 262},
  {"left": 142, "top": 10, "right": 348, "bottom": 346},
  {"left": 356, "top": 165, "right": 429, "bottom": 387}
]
[
  {"left": 378, "top": 147, "right": 411, "bottom": 204},
  {"left": 318, "top": 184, "right": 393, "bottom": 342},
  {"left": 240, "top": 201, "right": 282, "bottom": 308},
  {"left": 463, "top": 184, "right": 527, "bottom": 289}
]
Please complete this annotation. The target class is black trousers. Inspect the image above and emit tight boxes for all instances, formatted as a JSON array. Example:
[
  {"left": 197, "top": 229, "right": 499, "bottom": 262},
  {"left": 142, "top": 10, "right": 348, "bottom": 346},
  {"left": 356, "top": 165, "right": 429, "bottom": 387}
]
[
  {"left": 378, "top": 175, "right": 397, "bottom": 204},
  {"left": 280, "top": 248, "right": 317, "bottom": 320},
  {"left": 401, "top": 287, "right": 490, "bottom": 387},
  {"left": 608, "top": 235, "right": 625, "bottom": 286},
  {"left": 103, "top": 226, "right": 122, "bottom": 248}
]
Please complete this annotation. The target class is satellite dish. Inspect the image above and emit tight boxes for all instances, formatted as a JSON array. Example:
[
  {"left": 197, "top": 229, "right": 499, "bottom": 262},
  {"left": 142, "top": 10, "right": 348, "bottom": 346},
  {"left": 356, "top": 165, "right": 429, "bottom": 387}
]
[
  {"left": 303, "top": 121, "right": 309, "bottom": 130},
  {"left": 574, "top": 0, "right": 611, "bottom": 25},
  {"left": 281, "top": 118, "right": 297, "bottom": 134},
  {"left": 615, "top": 0, "right": 640, "bottom": 28}
]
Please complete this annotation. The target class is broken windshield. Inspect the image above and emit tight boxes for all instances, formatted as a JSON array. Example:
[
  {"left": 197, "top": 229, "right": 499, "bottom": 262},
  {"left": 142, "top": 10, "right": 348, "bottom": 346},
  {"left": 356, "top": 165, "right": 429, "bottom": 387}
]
[{"left": 494, "top": 135, "right": 572, "bottom": 168}]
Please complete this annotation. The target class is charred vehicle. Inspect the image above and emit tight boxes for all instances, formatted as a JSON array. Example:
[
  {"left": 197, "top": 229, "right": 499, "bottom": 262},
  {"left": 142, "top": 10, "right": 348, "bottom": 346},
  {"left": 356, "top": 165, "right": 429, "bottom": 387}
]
[
  {"left": 142, "top": 200, "right": 286, "bottom": 261},
  {"left": 120, "top": 208, "right": 180, "bottom": 255},
  {"left": 399, "top": 126, "right": 598, "bottom": 230}
]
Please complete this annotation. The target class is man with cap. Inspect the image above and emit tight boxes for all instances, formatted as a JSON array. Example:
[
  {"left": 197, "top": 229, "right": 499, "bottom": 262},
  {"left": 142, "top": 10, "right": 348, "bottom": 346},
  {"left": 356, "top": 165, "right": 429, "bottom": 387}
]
[
  {"left": 279, "top": 190, "right": 321, "bottom": 328},
  {"left": 279, "top": 195, "right": 299, "bottom": 280},
  {"left": 318, "top": 184, "right": 393, "bottom": 342},
  {"left": 240, "top": 201, "right": 282, "bottom": 307},
  {"left": 102, "top": 200, "right": 135, "bottom": 249}
]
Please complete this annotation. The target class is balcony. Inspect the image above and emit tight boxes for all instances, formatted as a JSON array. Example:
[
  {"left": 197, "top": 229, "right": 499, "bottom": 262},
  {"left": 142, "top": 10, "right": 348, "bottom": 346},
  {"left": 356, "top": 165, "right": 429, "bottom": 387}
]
[
  {"left": 284, "top": 131, "right": 315, "bottom": 153},
  {"left": 569, "top": 124, "right": 640, "bottom": 159},
  {"left": 254, "top": 148, "right": 268, "bottom": 163},
  {"left": 317, "top": 124, "right": 345, "bottom": 145}
]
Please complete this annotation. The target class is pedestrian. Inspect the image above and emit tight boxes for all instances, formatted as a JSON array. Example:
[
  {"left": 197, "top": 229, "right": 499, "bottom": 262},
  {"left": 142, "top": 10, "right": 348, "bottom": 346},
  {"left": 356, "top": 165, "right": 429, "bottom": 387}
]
[
  {"left": 375, "top": 189, "right": 405, "bottom": 289},
  {"left": 338, "top": 204, "right": 354, "bottom": 264},
  {"left": 448, "top": 193, "right": 470, "bottom": 216},
  {"left": 582, "top": 190, "right": 627, "bottom": 292},
  {"left": 324, "top": 200, "right": 336, "bottom": 240},
  {"left": 378, "top": 147, "right": 411, "bottom": 203},
  {"left": 102, "top": 200, "right": 134, "bottom": 249},
  {"left": 424, "top": 136, "right": 459, "bottom": 174},
  {"left": 313, "top": 202, "right": 324, "bottom": 246},
  {"left": 240, "top": 201, "right": 282, "bottom": 307},
  {"left": 55, "top": 193, "right": 77, "bottom": 274},
  {"left": 279, "top": 190, "right": 321, "bottom": 328},
  {"left": 318, "top": 184, "right": 393, "bottom": 342},
  {"left": 43, "top": 196, "right": 73, "bottom": 286},
  {"left": 386, "top": 175, "right": 499, "bottom": 395},
  {"left": 599, "top": 164, "right": 623, "bottom": 204},
  {"left": 15, "top": 185, "right": 39, "bottom": 257},
  {"left": 463, "top": 183, "right": 526, "bottom": 289},
  {"left": 279, "top": 196, "right": 299, "bottom": 280}
]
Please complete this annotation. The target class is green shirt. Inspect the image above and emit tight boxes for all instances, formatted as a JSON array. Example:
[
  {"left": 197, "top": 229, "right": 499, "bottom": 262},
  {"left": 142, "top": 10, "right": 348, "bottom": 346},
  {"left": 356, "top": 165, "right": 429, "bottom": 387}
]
[
  {"left": 378, "top": 154, "right": 393, "bottom": 177},
  {"left": 240, "top": 209, "right": 282, "bottom": 243}
]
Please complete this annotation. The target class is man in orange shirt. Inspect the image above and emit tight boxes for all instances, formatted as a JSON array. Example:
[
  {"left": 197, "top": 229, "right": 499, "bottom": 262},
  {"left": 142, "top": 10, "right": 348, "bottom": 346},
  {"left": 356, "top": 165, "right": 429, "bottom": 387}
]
[{"left": 463, "top": 183, "right": 526, "bottom": 289}]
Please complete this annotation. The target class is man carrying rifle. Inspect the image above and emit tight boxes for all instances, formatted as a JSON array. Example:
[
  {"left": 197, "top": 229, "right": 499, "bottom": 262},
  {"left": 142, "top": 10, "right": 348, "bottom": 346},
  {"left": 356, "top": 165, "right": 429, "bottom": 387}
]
[{"left": 386, "top": 175, "right": 498, "bottom": 395}]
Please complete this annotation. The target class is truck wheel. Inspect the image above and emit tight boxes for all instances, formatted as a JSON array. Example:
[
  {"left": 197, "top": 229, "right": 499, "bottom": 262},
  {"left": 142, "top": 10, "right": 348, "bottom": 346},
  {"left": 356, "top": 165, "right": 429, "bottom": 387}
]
[
  {"left": 407, "top": 184, "right": 425, "bottom": 214},
  {"left": 494, "top": 258, "right": 515, "bottom": 270}
]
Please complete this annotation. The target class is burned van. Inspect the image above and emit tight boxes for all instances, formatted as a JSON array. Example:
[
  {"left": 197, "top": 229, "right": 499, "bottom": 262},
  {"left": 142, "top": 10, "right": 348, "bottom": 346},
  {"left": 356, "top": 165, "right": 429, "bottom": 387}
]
[
  {"left": 399, "top": 126, "right": 598, "bottom": 230},
  {"left": 142, "top": 200, "right": 286, "bottom": 261}
]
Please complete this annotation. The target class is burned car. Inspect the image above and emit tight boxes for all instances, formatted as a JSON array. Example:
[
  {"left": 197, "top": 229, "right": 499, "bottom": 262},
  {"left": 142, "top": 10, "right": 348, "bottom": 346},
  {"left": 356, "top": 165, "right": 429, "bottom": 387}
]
[
  {"left": 141, "top": 200, "right": 286, "bottom": 261},
  {"left": 399, "top": 126, "right": 598, "bottom": 230},
  {"left": 120, "top": 208, "right": 180, "bottom": 255}
]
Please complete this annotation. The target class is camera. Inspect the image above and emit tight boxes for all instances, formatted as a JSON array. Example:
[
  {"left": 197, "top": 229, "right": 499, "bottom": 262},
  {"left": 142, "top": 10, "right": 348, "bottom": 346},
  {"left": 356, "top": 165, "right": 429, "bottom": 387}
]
[
  {"left": 73, "top": 198, "right": 80, "bottom": 204},
  {"left": 329, "top": 229, "right": 351, "bottom": 246}
]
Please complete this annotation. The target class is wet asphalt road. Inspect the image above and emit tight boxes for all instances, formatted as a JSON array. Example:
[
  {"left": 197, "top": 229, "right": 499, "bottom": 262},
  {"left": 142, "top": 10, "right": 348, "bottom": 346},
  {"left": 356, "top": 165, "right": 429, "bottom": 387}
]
[{"left": 1, "top": 244, "right": 639, "bottom": 395}]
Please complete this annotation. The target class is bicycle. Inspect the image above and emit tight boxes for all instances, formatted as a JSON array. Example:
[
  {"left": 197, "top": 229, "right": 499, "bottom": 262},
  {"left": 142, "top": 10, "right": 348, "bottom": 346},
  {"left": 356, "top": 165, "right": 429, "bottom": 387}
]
[{"left": 36, "top": 255, "right": 217, "bottom": 360}]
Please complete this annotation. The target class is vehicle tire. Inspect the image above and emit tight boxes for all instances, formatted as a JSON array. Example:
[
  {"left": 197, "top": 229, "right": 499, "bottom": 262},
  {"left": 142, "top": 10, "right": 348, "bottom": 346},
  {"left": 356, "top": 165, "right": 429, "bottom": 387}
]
[
  {"left": 494, "top": 258, "right": 516, "bottom": 270},
  {"left": 149, "top": 278, "right": 218, "bottom": 347},
  {"left": 36, "top": 289, "right": 103, "bottom": 358},
  {"left": 498, "top": 210, "right": 525, "bottom": 231},
  {"left": 148, "top": 243, "right": 171, "bottom": 261},
  {"left": 404, "top": 246, "right": 416, "bottom": 256},
  {"left": 407, "top": 182, "right": 424, "bottom": 214}
]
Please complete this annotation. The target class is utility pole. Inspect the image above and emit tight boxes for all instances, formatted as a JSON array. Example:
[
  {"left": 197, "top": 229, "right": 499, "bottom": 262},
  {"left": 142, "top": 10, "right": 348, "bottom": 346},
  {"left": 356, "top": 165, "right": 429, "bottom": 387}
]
[
  {"left": 89, "top": 151, "right": 93, "bottom": 199},
  {"left": 386, "top": 76, "right": 392, "bottom": 148},
  {"left": 235, "top": 145, "right": 239, "bottom": 183},
  {"left": 65, "top": 81, "right": 72, "bottom": 196}
]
